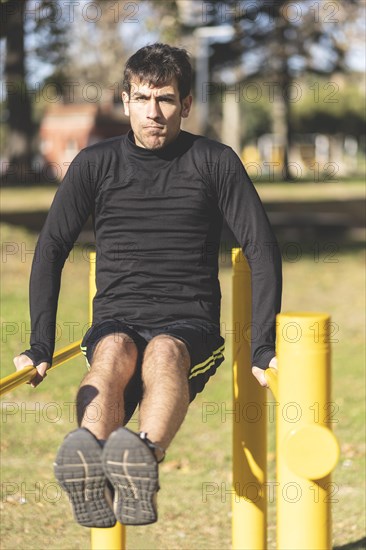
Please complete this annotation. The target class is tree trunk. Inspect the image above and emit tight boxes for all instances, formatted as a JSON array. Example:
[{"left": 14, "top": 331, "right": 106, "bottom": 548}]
[
  {"left": 272, "top": 9, "right": 293, "bottom": 182},
  {"left": 1, "top": 0, "right": 35, "bottom": 185},
  {"left": 281, "top": 73, "right": 293, "bottom": 182}
]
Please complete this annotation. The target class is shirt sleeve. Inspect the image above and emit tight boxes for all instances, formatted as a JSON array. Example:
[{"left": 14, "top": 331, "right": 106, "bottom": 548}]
[
  {"left": 212, "top": 147, "right": 282, "bottom": 369},
  {"left": 21, "top": 150, "right": 95, "bottom": 365}
]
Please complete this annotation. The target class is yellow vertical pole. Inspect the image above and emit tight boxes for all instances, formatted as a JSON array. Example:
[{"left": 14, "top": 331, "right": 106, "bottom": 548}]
[
  {"left": 232, "top": 248, "right": 267, "bottom": 550},
  {"left": 88, "top": 251, "right": 97, "bottom": 325},
  {"left": 91, "top": 526, "right": 126, "bottom": 550},
  {"left": 89, "top": 251, "right": 126, "bottom": 550},
  {"left": 276, "top": 313, "right": 339, "bottom": 550}
]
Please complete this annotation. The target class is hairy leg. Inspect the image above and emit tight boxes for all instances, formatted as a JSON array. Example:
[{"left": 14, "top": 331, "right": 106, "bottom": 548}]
[
  {"left": 76, "top": 333, "right": 138, "bottom": 440},
  {"left": 139, "top": 335, "right": 191, "bottom": 460}
]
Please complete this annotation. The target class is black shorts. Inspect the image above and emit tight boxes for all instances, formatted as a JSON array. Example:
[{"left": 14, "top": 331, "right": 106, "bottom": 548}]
[{"left": 80, "top": 318, "right": 225, "bottom": 423}]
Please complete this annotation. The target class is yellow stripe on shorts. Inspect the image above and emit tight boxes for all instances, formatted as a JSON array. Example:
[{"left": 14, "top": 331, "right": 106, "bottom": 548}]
[
  {"left": 189, "top": 343, "right": 225, "bottom": 379},
  {"left": 80, "top": 344, "right": 90, "bottom": 368}
]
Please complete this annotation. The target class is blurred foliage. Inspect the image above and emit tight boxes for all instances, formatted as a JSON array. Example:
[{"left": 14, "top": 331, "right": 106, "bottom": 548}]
[
  {"left": 239, "top": 92, "right": 272, "bottom": 145},
  {"left": 0, "top": 0, "right": 68, "bottom": 61},
  {"left": 292, "top": 74, "right": 366, "bottom": 137},
  {"left": 146, "top": 1, "right": 181, "bottom": 43},
  {"left": 236, "top": 73, "right": 366, "bottom": 144}
]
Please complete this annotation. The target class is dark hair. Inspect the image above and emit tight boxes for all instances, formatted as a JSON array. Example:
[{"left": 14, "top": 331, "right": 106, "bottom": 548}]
[{"left": 123, "top": 43, "right": 192, "bottom": 101}]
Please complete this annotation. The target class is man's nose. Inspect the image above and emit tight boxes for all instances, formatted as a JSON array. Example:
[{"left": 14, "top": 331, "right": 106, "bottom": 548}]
[{"left": 146, "top": 99, "right": 161, "bottom": 119}]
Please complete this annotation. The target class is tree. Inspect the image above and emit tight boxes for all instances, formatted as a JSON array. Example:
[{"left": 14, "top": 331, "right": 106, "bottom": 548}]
[
  {"left": 0, "top": 0, "right": 67, "bottom": 185},
  {"left": 174, "top": 0, "right": 362, "bottom": 179},
  {"left": 47, "top": 1, "right": 166, "bottom": 103},
  {"left": 1, "top": 1, "right": 33, "bottom": 184},
  {"left": 60, "top": 1, "right": 131, "bottom": 98}
]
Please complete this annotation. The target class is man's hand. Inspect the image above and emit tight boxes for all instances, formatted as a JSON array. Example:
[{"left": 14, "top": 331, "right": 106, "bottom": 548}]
[
  {"left": 252, "top": 356, "right": 277, "bottom": 388},
  {"left": 13, "top": 355, "right": 50, "bottom": 388}
]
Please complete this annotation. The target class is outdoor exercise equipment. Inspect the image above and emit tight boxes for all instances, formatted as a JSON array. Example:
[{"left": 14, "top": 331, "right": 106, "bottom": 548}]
[
  {"left": 232, "top": 248, "right": 339, "bottom": 550},
  {"left": 1, "top": 249, "right": 339, "bottom": 549}
]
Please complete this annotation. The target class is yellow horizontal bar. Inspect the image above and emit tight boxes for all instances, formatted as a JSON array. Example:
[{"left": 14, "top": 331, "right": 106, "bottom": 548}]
[
  {"left": 264, "top": 367, "right": 278, "bottom": 400},
  {"left": 0, "top": 340, "right": 82, "bottom": 397},
  {"left": 49, "top": 340, "right": 83, "bottom": 371},
  {"left": 0, "top": 366, "right": 36, "bottom": 394}
]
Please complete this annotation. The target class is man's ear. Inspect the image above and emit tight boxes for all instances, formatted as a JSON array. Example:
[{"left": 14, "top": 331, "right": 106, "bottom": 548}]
[
  {"left": 122, "top": 91, "right": 130, "bottom": 116},
  {"left": 181, "top": 95, "right": 193, "bottom": 118}
]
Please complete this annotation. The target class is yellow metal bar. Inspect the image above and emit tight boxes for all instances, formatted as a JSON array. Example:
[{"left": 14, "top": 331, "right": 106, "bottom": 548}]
[
  {"left": 89, "top": 250, "right": 96, "bottom": 323},
  {"left": 264, "top": 367, "right": 278, "bottom": 400},
  {"left": 89, "top": 251, "right": 126, "bottom": 550},
  {"left": 0, "top": 340, "right": 82, "bottom": 397},
  {"left": 276, "top": 312, "right": 339, "bottom": 550},
  {"left": 0, "top": 366, "right": 36, "bottom": 395},
  {"left": 232, "top": 248, "right": 267, "bottom": 550},
  {"left": 49, "top": 340, "right": 83, "bottom": 370}
]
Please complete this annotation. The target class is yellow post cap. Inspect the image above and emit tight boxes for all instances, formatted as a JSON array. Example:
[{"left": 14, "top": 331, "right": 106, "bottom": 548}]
[
  {"left": 277, "top": 312, "right": 331, "bottom": 354},
  {"left": 283, "top": 425, "right": 340, "bottom": 479}
]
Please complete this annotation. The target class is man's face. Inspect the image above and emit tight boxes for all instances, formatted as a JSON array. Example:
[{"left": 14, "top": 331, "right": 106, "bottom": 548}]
[{"left": 122, "top": 78, "right": 192, "bottom": 150}]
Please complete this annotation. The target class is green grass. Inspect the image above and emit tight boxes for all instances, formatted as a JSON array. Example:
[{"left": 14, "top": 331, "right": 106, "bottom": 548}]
[
  {"left": 0, "top": 186, "right": 58, "bottom": 212},
  {"left": 0, "top": 219, "right": 365, "bottom": 549},
  {"left": 255, "top": 181, "right": 366, "bottom": 202},
  {"left": 0, "top": 181, "right": 365, "bottom": 213}
]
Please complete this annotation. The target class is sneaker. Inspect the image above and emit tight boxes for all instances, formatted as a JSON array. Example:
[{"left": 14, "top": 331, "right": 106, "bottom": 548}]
[
  {"left": 54, "top": 428, "right": 116, "bottom": 528},
  {"left": 102, "top": 427, "right": 160, "bottom": 525}
]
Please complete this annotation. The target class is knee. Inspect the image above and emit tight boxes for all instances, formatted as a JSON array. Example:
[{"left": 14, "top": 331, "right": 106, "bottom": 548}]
[
  {"left": 92, "top": 332, "right": 138, "bottom": 372},
  {"left": 144, "top": 335, "right": 190, "bottom": 371}
]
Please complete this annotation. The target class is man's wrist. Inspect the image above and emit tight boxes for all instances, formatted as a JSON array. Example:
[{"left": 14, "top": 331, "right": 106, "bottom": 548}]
[{"left": 21, "top": 349, "right": 52, "bottom": 367}]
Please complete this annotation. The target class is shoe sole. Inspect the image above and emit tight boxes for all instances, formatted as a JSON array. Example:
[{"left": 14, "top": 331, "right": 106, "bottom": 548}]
[
  {"left": 102, "top": 428, "right": 159, "bottom": 525},
  {"left": 54, "top": 428, "right": 116, "bottom": 528}
]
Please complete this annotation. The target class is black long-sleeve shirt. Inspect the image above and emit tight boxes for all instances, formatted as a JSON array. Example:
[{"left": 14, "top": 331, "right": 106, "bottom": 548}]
[{"left": 23, "top": 130, "right": 282, "bottom": 369}]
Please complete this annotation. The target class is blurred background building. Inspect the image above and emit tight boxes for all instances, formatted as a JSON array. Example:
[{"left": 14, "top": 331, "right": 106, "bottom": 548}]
[{"left": 39, "top": 98, "right": 130, "bottom": 179}]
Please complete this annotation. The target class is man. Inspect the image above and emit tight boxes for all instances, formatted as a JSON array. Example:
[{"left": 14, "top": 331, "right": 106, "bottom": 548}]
[{"left": 14, "top": 43, "right": 282, "bottom": 528}]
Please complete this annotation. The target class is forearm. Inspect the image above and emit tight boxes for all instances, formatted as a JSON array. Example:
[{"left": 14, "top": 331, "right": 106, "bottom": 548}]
[{"left": 248, "top": 237, "right": 282, "bottom": 368}]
